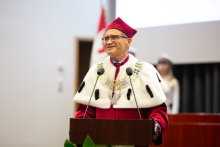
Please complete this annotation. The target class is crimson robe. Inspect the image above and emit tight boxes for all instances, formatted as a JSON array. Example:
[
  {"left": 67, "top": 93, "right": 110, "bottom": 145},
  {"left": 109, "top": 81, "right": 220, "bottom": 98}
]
[{"left": 75, "top": 55, "right": 169, "bottom": 146}]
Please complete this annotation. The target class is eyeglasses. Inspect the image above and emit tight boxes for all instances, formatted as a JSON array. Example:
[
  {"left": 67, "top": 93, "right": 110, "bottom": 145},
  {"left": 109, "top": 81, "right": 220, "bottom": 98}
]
[{"left": 102, "top": 35, "right": 128, "bottom": 43}]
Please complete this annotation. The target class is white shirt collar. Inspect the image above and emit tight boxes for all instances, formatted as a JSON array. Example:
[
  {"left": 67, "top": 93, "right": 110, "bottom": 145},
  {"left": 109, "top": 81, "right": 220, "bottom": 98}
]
[{"left": 111, "top": 55, "right": 128, "bottom": 64}]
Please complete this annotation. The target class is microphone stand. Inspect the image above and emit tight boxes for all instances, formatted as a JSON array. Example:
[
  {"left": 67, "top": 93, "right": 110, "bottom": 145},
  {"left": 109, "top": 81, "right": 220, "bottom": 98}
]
[
  {"left": 83, "top": 75, "right": 99, "bottom": 119},
  {"left": 129, "top": 76, "right": 142, "bottom": 120}
]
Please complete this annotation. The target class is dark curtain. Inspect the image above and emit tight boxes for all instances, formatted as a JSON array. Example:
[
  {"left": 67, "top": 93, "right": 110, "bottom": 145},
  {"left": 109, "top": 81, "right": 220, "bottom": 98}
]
[{"left": 173, "top": 63, "right": 220, "bottom": 113}]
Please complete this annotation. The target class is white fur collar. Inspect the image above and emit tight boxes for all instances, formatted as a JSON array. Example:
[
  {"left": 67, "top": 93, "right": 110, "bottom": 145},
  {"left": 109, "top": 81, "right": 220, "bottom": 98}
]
[{"left": 73, "top": 54, "right": 167, "bottom": 109}]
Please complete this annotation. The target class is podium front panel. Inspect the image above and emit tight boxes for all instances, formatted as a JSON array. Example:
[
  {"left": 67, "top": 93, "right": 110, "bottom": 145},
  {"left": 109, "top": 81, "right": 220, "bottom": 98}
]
[{"left": 69, "top": 118, "right": 153, "bottom": 146}]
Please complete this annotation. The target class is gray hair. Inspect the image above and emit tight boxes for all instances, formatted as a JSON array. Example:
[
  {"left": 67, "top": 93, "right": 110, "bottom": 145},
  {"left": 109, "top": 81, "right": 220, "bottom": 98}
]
[
  {"left": 121, "top": 32, "right": 128, "bottom": 38},
  {"left": 120, "top": 31, "right": 130, "bottom": 50}
]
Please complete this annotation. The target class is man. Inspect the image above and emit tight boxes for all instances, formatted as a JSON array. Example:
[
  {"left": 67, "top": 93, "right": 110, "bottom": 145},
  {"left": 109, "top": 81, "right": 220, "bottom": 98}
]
[{"left": 73, "top": 17, "right": 169, "bottom": 146}]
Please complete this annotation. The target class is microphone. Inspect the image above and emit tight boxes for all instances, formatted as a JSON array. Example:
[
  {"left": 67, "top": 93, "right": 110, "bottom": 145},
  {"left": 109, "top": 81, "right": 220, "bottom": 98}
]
[
  {"left": 83, "top": 68, "right": 105, "bottom": 119},
  {"left": 126, "top": 67, "right": 133, "bottom": 76},
  {"left": 97, "top": 67, "right": 105, "bottom": 75},
  {"left": 126, "top": 67, "right": 142, "bottom": 120}
]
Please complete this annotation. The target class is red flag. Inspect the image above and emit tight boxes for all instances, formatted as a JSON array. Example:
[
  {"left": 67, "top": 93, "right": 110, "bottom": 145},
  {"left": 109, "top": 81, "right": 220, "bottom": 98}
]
[{"left": 90, "top": 7, "right": 108, "bottom": 67}]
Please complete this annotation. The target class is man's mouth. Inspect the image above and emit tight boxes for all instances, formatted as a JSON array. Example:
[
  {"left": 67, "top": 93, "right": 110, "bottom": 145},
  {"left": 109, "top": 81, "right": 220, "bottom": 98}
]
[{"left": 107, "top": 46, "right": 116, "bottom": 49}]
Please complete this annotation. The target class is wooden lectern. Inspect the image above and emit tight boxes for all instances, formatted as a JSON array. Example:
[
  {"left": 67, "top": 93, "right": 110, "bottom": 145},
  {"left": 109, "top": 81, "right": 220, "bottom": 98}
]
[{"left": 69, "top": 118, "right": 153, "bottom": 146}]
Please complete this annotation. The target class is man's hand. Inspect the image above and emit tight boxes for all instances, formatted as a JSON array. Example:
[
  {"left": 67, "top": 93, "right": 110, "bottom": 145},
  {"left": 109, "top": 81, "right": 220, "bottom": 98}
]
[{"left": 152, "top": 120, "right": 162, "bottom": 142}]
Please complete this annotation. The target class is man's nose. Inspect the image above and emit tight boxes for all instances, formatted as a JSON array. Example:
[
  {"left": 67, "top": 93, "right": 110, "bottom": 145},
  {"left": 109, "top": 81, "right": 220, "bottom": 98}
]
[{"left": 106, "top": 38, "right": 113, "bottom": 44}]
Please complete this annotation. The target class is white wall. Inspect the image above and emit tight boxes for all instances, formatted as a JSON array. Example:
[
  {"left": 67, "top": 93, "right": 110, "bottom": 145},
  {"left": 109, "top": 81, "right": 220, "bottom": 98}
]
[
  {"left": 132, "top": 21, "right": 220, "bottom": 64},
  {"left": 0, "top": 0, "right": 101, "bottom": 147}
]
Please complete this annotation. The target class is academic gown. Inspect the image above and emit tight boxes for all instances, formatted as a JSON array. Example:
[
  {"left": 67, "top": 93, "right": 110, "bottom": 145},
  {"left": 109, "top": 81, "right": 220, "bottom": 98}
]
[{"left": 75, "top": 55, "right": 169, "bottom": 146}]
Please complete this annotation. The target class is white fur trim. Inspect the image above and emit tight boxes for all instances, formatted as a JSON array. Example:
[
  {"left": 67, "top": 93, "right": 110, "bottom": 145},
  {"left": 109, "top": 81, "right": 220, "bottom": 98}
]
[{"left": 73, "top": 54, "right": 167, "bottom": 109}]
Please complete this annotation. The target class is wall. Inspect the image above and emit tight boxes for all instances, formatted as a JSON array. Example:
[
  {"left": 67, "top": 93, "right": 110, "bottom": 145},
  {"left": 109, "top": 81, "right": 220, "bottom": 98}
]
[
  {"left": 132, "top": 21, "right": 220, "bottom": 64},
  {"left": 0, "top": 0, "right": 101, "bottom": 147}
]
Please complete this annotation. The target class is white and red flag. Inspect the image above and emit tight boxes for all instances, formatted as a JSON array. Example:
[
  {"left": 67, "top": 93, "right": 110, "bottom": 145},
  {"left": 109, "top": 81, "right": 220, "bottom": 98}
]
[{"left": 90, "top": 7, "right": 108, "bottom": 67}]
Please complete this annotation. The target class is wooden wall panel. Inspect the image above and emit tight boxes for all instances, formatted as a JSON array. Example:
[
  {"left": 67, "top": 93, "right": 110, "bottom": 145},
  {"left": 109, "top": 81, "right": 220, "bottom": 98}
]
[{"left": 152, "top": 114, "right": 220, "bottom": 147}]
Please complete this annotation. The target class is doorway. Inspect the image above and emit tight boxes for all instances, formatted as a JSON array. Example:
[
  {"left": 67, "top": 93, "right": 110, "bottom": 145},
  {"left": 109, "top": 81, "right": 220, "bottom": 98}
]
[{"left": 73, "top": 37, "right": 93, "bottom": 116}]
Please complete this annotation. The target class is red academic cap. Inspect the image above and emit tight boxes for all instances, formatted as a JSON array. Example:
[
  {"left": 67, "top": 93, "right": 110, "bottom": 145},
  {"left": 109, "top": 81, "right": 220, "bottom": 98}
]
[{"left": 105, "top": 17, "right": 137, "bottom": 38}]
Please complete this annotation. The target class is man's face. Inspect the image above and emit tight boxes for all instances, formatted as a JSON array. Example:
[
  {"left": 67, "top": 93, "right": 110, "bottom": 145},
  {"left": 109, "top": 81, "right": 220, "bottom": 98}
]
[{"left": 104, "top": 29, "right": 131, "bottom": 57}]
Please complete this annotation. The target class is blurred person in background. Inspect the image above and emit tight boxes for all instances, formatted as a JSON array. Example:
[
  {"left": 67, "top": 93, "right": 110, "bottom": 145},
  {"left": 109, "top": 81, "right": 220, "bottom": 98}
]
[{"left": 156, "top": 54, "right": 180, "bottom": 114}]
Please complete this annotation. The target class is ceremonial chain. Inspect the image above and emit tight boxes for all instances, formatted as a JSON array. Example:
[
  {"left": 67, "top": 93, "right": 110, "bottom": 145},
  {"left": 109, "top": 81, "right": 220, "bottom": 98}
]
[{"left": 96, "top": 60, "right": 144, "bottom": 105}]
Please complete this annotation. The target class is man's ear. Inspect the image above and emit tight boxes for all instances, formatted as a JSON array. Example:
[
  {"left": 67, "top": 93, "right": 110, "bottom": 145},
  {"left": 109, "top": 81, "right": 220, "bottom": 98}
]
[{"left": 127, "top": 38, "right": 132, "bottom": 47}]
